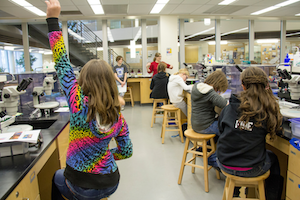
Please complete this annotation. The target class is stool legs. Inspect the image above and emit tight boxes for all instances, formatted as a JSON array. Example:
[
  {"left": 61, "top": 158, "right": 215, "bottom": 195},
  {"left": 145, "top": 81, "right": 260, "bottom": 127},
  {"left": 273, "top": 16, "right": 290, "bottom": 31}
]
[
  {"left": 258, "top": 180, "right": 266, "bottom": 200},
  {"left": 151, "top": 102, "right": 157, "bottom": 128},
  {"left": 222, "top": 177, "right": 230, "bottom": 200},
  {"left": 227, "top": 179, "right": 235, "bottom": 200},
  {"left": 161, "top": 111, "right": 167, "bottom": 144},
  {"left": 210, "top": 138, "right": 221, "bottom": 180},
  {"left": 177, "top": 109, "right": 184, "bottom": 143},
  {"left": 191, "top": 141, "right": 197, "bottom": 173},
  {"left": 203, "top": 139, "right": 209, "bottom": 192},
  {"left": 178, "top": 137, "right": 190, "bottom": 184}
]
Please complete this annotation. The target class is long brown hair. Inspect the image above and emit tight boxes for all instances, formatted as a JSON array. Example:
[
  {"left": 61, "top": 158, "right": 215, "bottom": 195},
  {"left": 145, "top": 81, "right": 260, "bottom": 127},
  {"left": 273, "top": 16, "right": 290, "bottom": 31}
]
[
  {"left": 153, "top": 52, "right": 161, "bottom": 62},
  {"left": 78, "top": 59, "right": 120, "bottom": 125},
  {"left": 204, "top": 70, "right": 228, "bottom": 93},
  {"left": 239, "top": 67, "right": 282, "bottom": 139}
]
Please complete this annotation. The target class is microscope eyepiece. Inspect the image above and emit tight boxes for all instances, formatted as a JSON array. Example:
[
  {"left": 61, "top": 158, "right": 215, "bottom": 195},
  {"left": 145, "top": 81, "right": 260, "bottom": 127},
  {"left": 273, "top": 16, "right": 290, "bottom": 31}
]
[{"left": 17, "top": 78, "right": 33, "bottom": 92}]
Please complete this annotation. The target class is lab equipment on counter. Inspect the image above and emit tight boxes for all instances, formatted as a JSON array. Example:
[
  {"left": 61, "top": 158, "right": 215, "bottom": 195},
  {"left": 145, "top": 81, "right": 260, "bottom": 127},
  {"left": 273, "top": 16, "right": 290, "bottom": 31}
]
[
  {"left": 32, "top": 74, "right": 59, "bottom": 109},
  {"left": 289, "top": 118, "right": 300, "bottom": 139},
  {"left": 0, "top": 78, "right": 32, "bottom": 116}
]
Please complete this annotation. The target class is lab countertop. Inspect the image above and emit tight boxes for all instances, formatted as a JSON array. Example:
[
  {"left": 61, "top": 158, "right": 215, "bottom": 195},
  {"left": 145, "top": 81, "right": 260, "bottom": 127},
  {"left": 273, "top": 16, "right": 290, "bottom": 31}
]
[{"left": 0, "top": 111, "right": 70, "bottom": 200}]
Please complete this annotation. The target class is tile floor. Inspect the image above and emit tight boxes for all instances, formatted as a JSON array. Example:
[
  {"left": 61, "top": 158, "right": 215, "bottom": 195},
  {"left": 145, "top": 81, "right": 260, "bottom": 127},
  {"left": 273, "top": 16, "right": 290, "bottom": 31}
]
[{"left": 109, "top": 104, "right": 225, "bottom": 200}]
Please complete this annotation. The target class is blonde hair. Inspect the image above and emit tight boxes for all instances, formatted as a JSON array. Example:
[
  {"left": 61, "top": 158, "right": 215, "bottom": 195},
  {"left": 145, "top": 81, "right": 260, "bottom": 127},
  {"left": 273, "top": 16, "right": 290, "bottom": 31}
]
[
  {"left": 78, "top": 59, "right": 120, "bottom": 125},
  {"left": 204, "top": 70, "right": 228, "bottom": 93},
  {"left": 239, "top": 67, "right": 282, "bottom": 140},
  {"left": 153, "top": 52, "right": 161, "bottom": 62},
  {"left": 174, "top": 68, "right": 190, "bottom": 76}
]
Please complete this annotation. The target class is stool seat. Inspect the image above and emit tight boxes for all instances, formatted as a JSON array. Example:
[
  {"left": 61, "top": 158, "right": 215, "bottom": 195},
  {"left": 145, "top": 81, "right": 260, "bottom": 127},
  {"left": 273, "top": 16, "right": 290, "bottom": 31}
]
[
  {"left": 221, "top": 170, "right": 270, "bottom": 200},
  {"left": 161, "top": 105, "right": 179, "bottom": 111},
  {"left": 160, "top": 104, "right": 184, "bottom": 144},
  {"left": 178, "top": 129, "right": 220, "bottom": 192},
  {"left": 184, "top": 129, "right": 215, "bottom": 140}
]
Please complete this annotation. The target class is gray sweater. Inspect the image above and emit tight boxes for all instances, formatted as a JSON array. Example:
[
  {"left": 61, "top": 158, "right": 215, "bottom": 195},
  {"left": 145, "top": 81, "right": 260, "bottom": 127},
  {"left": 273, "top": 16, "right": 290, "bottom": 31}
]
[{"left": 191, "top": 82, "right": 227, "bottom": 132}]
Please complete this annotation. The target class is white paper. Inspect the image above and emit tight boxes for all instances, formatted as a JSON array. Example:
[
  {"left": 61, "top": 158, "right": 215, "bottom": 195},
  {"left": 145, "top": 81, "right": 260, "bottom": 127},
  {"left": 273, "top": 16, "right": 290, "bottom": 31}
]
[
  {"left": 118, "top": 83, "right": 127, "bottom": 93},
  {"left": 55, "top": 107, "right": 70, "bottom": 112},
  {"left": 0, "top": 130, "right": 41, "bottom": 144}
]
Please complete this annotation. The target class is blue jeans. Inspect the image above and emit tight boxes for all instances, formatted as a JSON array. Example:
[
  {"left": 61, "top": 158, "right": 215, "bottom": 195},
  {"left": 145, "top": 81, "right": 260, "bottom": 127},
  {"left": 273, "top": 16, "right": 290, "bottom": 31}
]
[
  {"left": 200, "top": 121, "right": 220, "bottom": 136},
  {"left": 52, "top": 169, "right": 119, "bottom": 200}
]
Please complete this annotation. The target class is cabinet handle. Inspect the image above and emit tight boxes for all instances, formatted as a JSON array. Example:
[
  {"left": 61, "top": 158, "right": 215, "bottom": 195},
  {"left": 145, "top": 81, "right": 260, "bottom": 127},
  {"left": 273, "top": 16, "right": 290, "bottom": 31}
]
[
  {"left": 15, "top": 191, "right": 19, "bottom": 197},
  {"left": 30, "top": 171, "right": 36, "bottom": 183}
]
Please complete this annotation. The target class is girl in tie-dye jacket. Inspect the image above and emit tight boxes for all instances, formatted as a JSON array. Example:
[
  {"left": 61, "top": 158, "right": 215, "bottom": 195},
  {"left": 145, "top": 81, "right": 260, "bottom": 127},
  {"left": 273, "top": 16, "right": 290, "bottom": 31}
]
[{"left": 47, "top": 13, "right": 132, "bottom": 200}]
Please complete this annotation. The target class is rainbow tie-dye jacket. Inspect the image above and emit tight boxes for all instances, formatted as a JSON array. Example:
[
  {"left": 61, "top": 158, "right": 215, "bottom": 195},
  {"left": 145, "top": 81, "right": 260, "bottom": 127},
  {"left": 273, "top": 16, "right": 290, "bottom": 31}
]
[{"left": 47, "top": 18, "right": 132, "bottom": 189}]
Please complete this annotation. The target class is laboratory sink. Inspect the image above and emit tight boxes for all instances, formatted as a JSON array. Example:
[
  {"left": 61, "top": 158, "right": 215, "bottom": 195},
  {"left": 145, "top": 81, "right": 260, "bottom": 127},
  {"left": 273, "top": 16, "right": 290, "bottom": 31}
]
[{"left": 11, "top": 119, "right": 57, "bottom": 130}]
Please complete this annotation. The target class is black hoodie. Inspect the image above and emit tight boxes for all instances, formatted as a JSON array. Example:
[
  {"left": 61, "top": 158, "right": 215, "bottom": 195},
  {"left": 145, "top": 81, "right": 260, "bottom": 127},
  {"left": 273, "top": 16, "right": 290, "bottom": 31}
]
[
  {"left": 217, "top": 94, "right": 267, "bottom": 168},
  {"left": 150, "top": 72, "right": 169, "bottom": 99}
]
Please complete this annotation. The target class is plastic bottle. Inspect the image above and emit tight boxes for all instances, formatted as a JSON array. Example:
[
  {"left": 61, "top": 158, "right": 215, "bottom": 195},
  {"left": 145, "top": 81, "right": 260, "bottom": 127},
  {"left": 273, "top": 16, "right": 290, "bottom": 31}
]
[{"left": 284, "top": 54, "right": 290, "bottom": 66}]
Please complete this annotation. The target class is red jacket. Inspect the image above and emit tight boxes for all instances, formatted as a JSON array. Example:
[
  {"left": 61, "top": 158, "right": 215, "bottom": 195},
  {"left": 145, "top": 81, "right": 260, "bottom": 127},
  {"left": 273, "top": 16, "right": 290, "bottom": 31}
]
[{"left": 148, "top": 61, "right": 170, "bottom": 77}]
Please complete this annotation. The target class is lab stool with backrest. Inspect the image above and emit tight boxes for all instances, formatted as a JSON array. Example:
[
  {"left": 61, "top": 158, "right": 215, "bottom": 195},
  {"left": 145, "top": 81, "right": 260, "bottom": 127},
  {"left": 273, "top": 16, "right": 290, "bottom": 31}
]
[
  {"left": 124, "top": 86, "right": 134, "bottom": 107},
  {"left": 221, "top": 170, "right": 270, "bottom": 200},
  {"left": 178, "top": 129, "right": 220, "bottom": 192},
  {"left": 151, "top": 98, "right": 168, "bottom": 127},
  {"left": 160, "top": 105, "right": 184, "bottom": 144}
]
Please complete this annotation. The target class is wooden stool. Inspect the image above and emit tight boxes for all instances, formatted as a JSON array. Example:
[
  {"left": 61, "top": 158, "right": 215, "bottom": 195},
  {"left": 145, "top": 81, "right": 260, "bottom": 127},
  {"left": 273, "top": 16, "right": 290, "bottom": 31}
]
[
  {"left": 160, "top": 105, "right": 184, "bottom": 144},
  {"left": 178, "top": 129, "right": 220, "bottom": 192},
  {"left": 221, "top": 170, "right": 270, "bottom": 200},
  {"left": 151, "top": 99, "right": 168, "bottom": 127},
  {"left": 124, "top": 86, "right": 134, "bottom": 107}
]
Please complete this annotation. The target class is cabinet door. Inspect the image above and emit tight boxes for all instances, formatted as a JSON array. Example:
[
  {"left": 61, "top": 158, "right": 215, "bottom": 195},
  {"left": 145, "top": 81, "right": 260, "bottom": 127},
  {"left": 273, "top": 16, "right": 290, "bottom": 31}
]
[
  {"left": 56, "top": 123, "right": 70, "bottom": 168},
  {"left": 6, "top": 166, "right": 39, "bottom": 200},
  {"left": 140, "top": 78, "right": 153, "bottom": 104},
  {"left": 289, "top": 145, "right": 300, "bottom": 177},
  {"left": 286, "top": 171, "right": 300, "bottom": 200}
]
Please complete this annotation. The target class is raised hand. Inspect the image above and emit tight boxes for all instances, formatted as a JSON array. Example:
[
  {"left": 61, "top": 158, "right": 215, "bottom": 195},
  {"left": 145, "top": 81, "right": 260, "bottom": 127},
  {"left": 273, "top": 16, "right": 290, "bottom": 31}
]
[{"left": 45, "top": 0, "right": 61, "bottom": 18}]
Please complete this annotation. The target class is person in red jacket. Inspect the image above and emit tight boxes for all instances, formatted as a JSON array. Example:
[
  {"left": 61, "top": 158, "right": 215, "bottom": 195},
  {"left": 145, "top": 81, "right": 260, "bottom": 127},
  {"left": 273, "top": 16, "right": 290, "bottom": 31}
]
[{"left": 146, "top": 52, "right": 173, "bottom": 77}]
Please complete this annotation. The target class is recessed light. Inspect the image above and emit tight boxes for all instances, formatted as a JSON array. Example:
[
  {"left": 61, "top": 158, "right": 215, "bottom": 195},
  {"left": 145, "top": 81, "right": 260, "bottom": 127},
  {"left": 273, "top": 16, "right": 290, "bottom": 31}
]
[
  {"left": 218, "top": 0, "right": 237, "bottom": 5},
  {"left": 251, "top": 0, "right": 300, "bottom": 15},
  {"left": 91, "top": 5, "right": 104, "bottom": 15}
]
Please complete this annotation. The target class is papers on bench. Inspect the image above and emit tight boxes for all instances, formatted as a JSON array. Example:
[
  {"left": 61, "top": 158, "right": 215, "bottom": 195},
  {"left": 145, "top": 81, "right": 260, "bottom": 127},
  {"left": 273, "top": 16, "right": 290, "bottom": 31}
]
[{"left": 0, "top": 130, "right": 41, "bottom": 144}]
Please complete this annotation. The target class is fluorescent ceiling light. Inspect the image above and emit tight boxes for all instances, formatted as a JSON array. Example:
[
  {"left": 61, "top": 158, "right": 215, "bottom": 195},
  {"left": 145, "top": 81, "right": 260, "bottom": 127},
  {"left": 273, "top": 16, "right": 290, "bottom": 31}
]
[
  {"left": 24, "top": 7, "right": 46, "bottom": 16},
  {"left": 91, "top": 5, "right": 104, "bottom": 14},
  {"left": 130, "top": 40, "right": 136, "bottom": 58},
  {"left": 10, "top": 0, "right": 46, "bottom": 16},
  {"left": 150, "top": 4, "right": 166, "bottom": 14},
  {"left": 256, "top": 39, "right": 279, "bottom": 43},
  {"left": 208, "top": 41, "right": 228, "bottom": 45},
  {"left": 296, "top": 13, "right": 300, "bottom": 16},
  {"left": 218, "top": 0, "right": 237, "bottom": 5},
  {"left": 4, "top": 46, "right": 15, "bottom": 51},
  {"left": 204, "top": 18, "right": 211, "bottom": 26},
  {"left": 251, "top": 0, "right": 300, "bottom": 15},
  {"left": 68, "top": 29, "right": 85, "bottom": 40},
  {"left": 185, "top": 27, "right": 215, "bottom": 40},
  {"left": 134, "top": 28, "right": 141, "bottom": 42},
  {"left": 150, "top": 0, "right": 169, "bottom": 14},
  {"left": 87, "top": 0, "right": 100, "bottom": 4},
  {"left": 287, "top": 32, "right": 300, "bottom": 36},
  {"left": 107, "top": 27, "right": 114, "bottom": 42},
  {"left": 10, "top": 0, "right": 31, "bottom": 7}
]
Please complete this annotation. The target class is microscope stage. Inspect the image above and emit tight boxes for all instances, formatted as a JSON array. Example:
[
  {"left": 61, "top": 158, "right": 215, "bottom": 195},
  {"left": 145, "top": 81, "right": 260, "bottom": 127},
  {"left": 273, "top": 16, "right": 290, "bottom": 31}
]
[{"left": 34, "top": 101, "right": 59, "bottom": 109}]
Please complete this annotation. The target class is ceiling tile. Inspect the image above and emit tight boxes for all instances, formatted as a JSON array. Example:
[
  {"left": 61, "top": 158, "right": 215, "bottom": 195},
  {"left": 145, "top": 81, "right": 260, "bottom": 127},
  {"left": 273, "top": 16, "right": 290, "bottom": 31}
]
[
  {"left": 61, "top": 5, "right": 78, "bottom": 11},
  {"left": 77, "top": 5, "right": 94, "bottom": 16},
  {"left": 181, "top": 0, "right": 209, "bottom": 4},
  {"left": 57, "top": 0, "right": 75, "bottom": 6},
  {"left": 263, "top": 6, "right": 300, "bottom": 17},
  {"left": 102, "top": 0, "right": 129, "bottom": 5},
  {"left": 27, "top": 0, "right": 46, "bottom": 6},
  {"left": 231, "top": 6, "right": 269, "bottom": 16},
  {"left": 254, "top": 0, "right": 288, "bottom": 6},
  {"left": 190, "top": 4, "right": 215, "bottom": 15},
  {"left": 128, "top": 4, "right": 153, "bottom": 14},
  {"left": 168, "top": 0, "right": 184, "bottom": 3},
  {"left": 0, "top": 10, "right": 14, "bottom": 18},
  {"left": 171, "top": 5, "right": 202, "bottom": 14},
  {"left": 231, "top": 0, "right": 262, "bottom": 6},
  {"left": 205, "top": 0, "right": 224, "bottom": 5},
  {"left": 1, "top": 7, "right": 39, "bottom": 18},
  {"left": 70, "top": 0, "right": 89, "bottom": 6},
  {"left": 159, "top": 4, "right": 178, "bottom": 14},
  {"left": 129, "top": 0, "right": 156, "bottom": 4},
  {"left": 0, "top": 0, "right": 16, "bottom": 6}
]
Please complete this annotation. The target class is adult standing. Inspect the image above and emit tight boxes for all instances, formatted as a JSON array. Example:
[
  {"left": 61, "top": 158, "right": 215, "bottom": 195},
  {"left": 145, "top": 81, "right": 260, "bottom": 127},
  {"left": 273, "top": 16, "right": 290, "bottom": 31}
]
[{"left": 146, "top": 52, "right": 173, "bottom": 77}]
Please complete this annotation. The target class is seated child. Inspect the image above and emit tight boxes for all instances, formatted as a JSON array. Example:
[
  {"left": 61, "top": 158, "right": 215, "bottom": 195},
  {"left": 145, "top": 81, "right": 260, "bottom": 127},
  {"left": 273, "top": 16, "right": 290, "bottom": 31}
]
[{"left": 217, "top": 67, "right": 283, "bottom": 199}]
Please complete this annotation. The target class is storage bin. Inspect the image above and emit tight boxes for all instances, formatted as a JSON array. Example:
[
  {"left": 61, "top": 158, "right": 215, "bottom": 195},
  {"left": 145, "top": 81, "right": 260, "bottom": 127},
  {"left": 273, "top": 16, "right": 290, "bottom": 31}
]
[{"left": 289, "top": 118, "right": 300, "bottom": 138}]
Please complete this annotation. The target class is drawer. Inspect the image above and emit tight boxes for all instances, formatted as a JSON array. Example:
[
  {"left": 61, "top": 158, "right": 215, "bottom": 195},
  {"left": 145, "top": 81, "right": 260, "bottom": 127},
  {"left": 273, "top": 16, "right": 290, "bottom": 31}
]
[
  {"left": 287, "top": 171, "right": 300, "bottom": 199},
  {"left": 288, "top": 145, "right": 300, "bottom": 177}
]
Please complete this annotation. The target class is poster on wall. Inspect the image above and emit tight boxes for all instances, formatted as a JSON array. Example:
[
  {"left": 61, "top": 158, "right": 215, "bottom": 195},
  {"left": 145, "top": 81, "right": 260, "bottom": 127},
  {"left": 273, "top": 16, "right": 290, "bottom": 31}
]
[
  {"left": 125, "top": 51, "right": 140, "bottom": 63},
  {"left": 166, "top": 48, "right": 172, "bottom": 56},
  {"left": 148, "top": 50, "right": 157, "bottom": 63}
]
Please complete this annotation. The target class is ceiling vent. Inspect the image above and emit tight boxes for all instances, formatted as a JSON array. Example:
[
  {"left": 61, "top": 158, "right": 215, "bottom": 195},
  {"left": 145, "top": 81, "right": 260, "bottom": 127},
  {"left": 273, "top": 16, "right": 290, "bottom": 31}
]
[
  {"left": 61, "top": 11, "right": 83, "bottom": 15},
  {"left": 102, "top": 5, "right": 128, "bottom": 15},
  {"left": 203, "top": 5, "right": 247, "bottom": 14}
]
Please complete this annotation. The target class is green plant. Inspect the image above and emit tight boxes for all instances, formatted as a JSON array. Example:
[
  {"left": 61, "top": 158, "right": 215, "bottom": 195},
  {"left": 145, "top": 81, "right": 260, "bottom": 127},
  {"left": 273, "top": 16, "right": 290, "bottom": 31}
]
[{"left": 15, "top": 53, "right": 37, "bottom": 71}]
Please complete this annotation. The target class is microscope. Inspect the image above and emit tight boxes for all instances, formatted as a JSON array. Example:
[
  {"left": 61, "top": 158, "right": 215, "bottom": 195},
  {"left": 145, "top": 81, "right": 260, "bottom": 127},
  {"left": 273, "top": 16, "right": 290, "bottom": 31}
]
[
  {"left": 0, "top": 78, "right": 32, "bottom": 116},
  {"left": 32, "top": 74, "right": 59, "bottom": 111}
]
